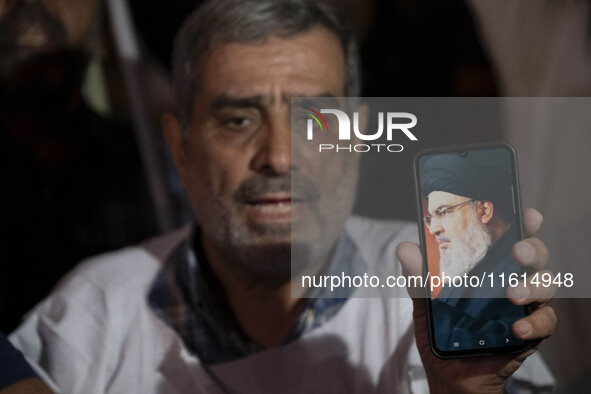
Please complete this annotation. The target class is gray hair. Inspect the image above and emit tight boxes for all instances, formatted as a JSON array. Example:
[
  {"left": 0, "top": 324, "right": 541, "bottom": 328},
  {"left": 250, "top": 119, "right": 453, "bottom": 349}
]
[{"left": 171, "top": 0, "right": 361, "bottom": 129}]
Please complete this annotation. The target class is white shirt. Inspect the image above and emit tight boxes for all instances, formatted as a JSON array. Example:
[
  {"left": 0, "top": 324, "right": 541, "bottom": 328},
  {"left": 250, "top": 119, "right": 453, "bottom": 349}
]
[{"left": 10, "top": 217, "right": 552, "bottom": 393}]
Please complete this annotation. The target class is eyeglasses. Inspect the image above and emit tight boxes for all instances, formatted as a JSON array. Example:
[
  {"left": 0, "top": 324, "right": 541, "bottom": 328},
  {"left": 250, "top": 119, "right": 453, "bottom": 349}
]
[{"left": 423, "top": 199, "right": 475, "bottom": 228}]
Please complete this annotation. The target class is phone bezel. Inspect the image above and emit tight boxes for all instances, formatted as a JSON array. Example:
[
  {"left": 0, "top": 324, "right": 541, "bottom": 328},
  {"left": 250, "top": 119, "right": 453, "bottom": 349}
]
[{"left": 413, "top": 141, "right": 532, "bottom": 359}]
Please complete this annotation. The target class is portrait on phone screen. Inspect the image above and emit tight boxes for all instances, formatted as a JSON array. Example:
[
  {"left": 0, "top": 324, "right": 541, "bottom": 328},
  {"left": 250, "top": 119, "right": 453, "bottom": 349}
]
[{"left": 418, "top": 146, "right": 528, "bottom": 354}]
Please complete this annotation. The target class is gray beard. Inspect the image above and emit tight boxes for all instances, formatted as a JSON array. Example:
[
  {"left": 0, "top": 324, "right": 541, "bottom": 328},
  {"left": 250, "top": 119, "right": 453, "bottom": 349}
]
[{"left": 439, "top": 207, "right": 493, "bottom": 280}]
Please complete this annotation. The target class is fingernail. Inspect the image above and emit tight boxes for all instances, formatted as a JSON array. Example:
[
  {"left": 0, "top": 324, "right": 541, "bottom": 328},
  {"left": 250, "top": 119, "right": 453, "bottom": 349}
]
[
  {"left": 509, "top": 285, "right": 529, "bottom": 300},
  {"left": 515, "top": 321, "right": 532, "bottom": 337},
  {"left": 518, "top": 243, "right": 535, "bottom": 263}
]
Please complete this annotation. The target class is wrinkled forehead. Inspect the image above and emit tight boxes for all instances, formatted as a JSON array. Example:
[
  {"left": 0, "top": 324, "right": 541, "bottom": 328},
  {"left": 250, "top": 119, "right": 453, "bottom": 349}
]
[{"left": 196, "top": 27, "right": 347, "bottom": 103}]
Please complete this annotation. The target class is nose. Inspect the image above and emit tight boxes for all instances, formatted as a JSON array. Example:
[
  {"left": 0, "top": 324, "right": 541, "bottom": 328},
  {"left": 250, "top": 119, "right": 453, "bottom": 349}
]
[
  {"left": 250, "top": 117, "right": 292, "bottom": 175},
  {"left": 427, "top": 218, "right": 443, "bottom": 236}
]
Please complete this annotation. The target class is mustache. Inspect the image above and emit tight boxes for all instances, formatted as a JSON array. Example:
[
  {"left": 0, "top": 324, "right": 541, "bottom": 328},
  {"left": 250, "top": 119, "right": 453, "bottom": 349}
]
[
  {"left": 233, "top": 173, "right": 319, "bottom": 203},
  {"left": 436, "top": 235, "right": 451, "bottom": 243}
]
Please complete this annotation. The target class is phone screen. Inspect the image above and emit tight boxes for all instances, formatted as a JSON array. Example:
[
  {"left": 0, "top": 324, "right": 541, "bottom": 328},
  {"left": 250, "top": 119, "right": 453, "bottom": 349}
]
[{"left": 415, "top": 143, "right": 530, "bottom": 357}]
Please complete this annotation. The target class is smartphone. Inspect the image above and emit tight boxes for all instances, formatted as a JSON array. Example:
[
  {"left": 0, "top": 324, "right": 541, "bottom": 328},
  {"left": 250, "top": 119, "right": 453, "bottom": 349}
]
[{"left": 413, "top": 142, "right": 531, "bottom": 359}]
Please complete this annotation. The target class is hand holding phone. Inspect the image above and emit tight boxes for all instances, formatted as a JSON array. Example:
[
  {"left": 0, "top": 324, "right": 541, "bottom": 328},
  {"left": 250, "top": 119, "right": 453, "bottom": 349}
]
[
  {"left": 415, "top": 142, "right": 530, "bottom": 358},
  {"left": 395, "top": 143, "right": 557, "bottom": 392}
]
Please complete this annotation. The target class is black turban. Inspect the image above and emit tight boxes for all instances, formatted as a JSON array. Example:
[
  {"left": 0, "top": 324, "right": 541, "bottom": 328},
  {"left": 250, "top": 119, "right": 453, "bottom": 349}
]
[{"left": 420, "top": 153, "right": 514, "bottom": 221}]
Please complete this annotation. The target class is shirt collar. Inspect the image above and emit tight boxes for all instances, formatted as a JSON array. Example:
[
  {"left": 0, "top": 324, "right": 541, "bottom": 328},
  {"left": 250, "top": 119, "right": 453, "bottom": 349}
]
[{"left": 148, "top": 224, "right": 365, "bottom": 365}]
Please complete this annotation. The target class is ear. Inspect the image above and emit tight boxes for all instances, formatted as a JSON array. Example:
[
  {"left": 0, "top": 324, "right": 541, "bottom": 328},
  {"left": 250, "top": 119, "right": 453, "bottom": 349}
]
[
  {"left": 479, "top": 201, "right": 494, "bottom": 224},
  {"left": 353, "top": 102, "right": 369, "bottom": 142},
  {"left": 162, "top": 112, "right": 187, "bottom": 183},
  {"left": 351, "top": 102, "right": 369, "bottom": 163},
  {"left": 356, "top": 102, "right": 369, "bottom": 130}
]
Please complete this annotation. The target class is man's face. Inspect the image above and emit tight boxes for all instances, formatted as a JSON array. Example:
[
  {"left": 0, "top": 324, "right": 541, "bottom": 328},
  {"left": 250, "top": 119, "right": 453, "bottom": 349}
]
[
  {"left": 0, "top": 0, "right": 98, "bottom": 73},
  {"left": 427, "top": 191, "right": 492, "bottom": 277},
  {"left": 427, "top": 191, "right": 474, "bottom": 252},
  {"left": 169, "top": 27, "right": 359, "bottom": 278}
]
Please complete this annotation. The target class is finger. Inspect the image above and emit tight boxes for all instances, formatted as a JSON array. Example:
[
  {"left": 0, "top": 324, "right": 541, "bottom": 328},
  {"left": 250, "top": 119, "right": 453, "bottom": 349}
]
[
  {"left": 512, "top": 305, "right": 557, "bottom": 340},
  {"left": 512, "top": 238, "right": 549, "bottom": 270},
  {"left": 523, "top": 208, "right": 543, "bottom": 237},
  {"left": 507, "top": 270, "right": 558, "bottom": 305},
  {"left": 397, "top": 242, "right": 422, "bottom": 276},
  {"left": 396, "top": 242, "right": 424, "bottom": 299}
]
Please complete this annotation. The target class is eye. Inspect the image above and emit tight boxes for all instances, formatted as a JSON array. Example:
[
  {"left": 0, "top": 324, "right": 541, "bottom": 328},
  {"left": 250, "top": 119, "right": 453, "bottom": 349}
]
[
  {"left": 217, "top": 108, "right": 261, "bottom": 133},
  {"left": 223, "top": 117, "right": 251, "bottom": 129}
]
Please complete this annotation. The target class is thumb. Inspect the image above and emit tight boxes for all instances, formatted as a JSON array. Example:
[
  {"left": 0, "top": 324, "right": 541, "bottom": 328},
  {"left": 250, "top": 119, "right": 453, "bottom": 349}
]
[
  {"left": 396, "top": 242, "right": 430, "bottom": 351},
  {"left": 396, "top": 241, "right": 426, "bottom": 299}
]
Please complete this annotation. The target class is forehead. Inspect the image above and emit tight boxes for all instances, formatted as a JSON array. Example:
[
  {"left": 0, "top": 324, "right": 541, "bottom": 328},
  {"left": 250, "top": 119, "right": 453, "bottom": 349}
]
[
  {"left": 427, "top": 191, "right": 467, "bottom": 211},
  {"left": 197, "top": 26, "right": 347, "bottom": 103}
]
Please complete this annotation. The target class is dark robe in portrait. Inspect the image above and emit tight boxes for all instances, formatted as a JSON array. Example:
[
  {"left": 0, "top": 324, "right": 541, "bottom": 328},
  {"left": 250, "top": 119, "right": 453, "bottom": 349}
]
[{"left": 432, "top": 226, "right": 526, "bottom": 351}]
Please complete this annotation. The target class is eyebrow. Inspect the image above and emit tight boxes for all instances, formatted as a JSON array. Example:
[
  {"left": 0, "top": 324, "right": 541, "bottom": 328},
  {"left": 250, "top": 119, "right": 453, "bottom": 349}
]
[
  {"left": 211, "top": 94, "right": 264, "bottom": 111},
  {"left": 428, "top": 204, "right": 453, "bottom": 215},
  {"left": 211, "top": 92, "right": 338, "bottom": 112},
  {"left": 298, "top": 94, "right": 340, "bottom": 108}
]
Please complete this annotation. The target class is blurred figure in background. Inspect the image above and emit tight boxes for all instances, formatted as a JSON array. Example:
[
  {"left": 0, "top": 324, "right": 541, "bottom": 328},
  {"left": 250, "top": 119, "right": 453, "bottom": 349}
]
[
  {"left": 467, "top": 1, "right": 591, "bottom": 392},
  {"left": 0, "top": 0, "right": 163, "bottom": 333}
]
